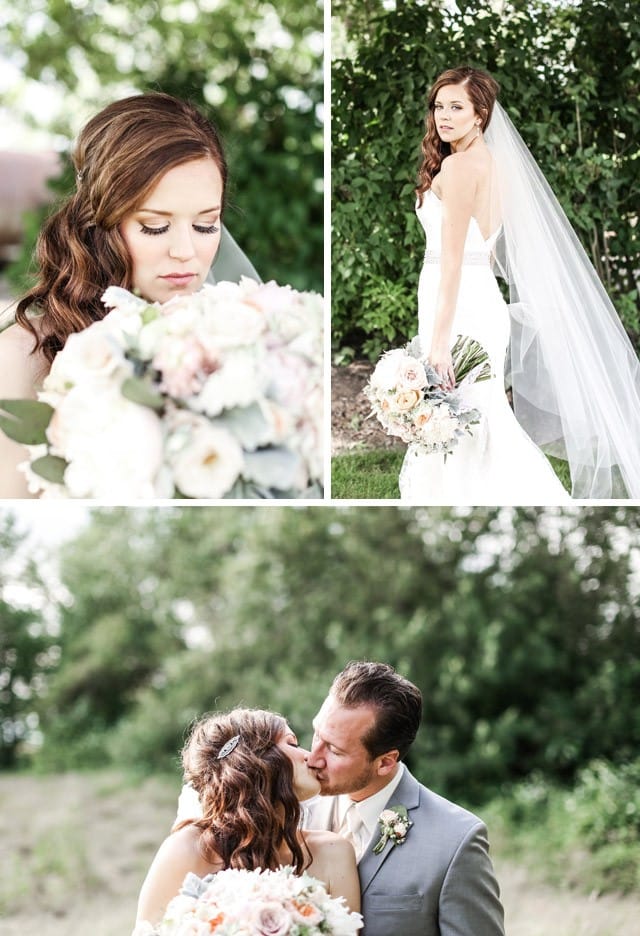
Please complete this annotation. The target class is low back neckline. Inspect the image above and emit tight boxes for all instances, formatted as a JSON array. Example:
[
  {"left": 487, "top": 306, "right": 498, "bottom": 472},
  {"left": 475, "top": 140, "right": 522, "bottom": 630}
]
[{"left": 424, "top": 188, "right": 500, "bottom": 246}]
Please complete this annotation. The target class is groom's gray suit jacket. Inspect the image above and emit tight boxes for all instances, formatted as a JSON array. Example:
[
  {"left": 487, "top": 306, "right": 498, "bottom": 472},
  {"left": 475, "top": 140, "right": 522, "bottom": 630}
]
[{"left": 306, "top": 768, "right": 504, "bottom": 936}]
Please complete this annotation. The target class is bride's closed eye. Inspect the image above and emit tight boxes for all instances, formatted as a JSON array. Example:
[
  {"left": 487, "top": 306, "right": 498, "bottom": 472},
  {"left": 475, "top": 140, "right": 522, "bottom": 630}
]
[{"left": 139, "top": 222, "right": 219, "bottom": 236}]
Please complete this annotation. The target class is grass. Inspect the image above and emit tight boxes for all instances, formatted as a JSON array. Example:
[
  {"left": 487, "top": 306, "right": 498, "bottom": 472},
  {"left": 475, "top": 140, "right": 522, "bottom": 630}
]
[
  {"left": 0, "top": 769, "right": 179, "bottom": 935},
  {"left": 331, "top": 449, "right": 573, "bottom": 500},
  {"left": 331, "top": 449, "right": 404, "bottom": 499}
]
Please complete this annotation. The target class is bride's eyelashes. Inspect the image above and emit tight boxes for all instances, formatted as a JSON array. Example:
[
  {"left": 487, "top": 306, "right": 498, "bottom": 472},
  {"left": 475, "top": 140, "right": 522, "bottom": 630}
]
[{"left": 139, "top": 222, "right": 219, "bottom": 236}]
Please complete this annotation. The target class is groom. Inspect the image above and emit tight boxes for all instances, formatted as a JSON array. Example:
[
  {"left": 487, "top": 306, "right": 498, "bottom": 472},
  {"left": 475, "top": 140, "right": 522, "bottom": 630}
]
[{"left": 306, "top": 661, "right": 505, "bottom": 936}]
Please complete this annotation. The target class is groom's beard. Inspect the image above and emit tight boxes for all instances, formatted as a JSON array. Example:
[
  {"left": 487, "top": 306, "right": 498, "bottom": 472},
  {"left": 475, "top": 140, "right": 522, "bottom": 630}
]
[{"left": 314, "top": 762, "right": 377, "bottom": 797}]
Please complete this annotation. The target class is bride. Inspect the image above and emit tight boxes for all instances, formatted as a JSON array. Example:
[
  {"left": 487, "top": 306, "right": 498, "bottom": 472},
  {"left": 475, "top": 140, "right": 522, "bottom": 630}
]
[
  {"left": 399, "top": 66, "right": 640, "bottom": 503},
  {"left": 135, "top": 708, "right": 360, "bottom": 927},
  {"left": 0, "top": 92, "right": 257, "bottom": 498}
]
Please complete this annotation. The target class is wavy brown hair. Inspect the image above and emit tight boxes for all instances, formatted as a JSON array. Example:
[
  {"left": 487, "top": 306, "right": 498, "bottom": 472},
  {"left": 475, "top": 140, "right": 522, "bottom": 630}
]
[
  {"left": 178, "top": 708, "right": 310, "bottom": 874},
  {"left": 416, "top": 66, "right": 499, "bottom": 206},
  {"left": 15, "top": 92, "right": 227, "bottom": 363}
]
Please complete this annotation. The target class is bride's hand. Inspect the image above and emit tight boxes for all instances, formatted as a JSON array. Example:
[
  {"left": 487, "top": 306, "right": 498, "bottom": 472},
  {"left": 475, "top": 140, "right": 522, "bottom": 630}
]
[{"left": 429, "top": 345, "right": 455, "bottom": 391}]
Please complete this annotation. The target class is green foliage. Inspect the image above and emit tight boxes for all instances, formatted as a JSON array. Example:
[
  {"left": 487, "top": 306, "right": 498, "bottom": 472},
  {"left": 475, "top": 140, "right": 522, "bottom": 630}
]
[
  {"left": 19, "top": 506, "right": 640, "bottom": 810},
  {"left": 332, "top": 0, "right": 640, "bottom": 357},
  {"left": 484, "top": 759, "right": 640, "bottom": 895},
  {"left": 2, "top": 0, "right": 323, "bottom": 292},
  {"left": 0, "top": 514, "right": 54, "bottom": 768},
  {"left": 570, "top": 759, "right": 640, "bottom": 850}
]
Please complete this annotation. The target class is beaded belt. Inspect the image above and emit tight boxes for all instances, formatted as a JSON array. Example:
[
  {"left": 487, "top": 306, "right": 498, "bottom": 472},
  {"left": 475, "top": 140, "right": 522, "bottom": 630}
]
[{"left": 423, "top": 250, "right": 490, "bottom": 267}]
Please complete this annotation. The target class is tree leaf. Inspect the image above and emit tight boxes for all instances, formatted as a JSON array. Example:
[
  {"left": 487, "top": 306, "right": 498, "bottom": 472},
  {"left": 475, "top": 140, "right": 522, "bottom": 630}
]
[{"left": 0, "top": 399, "right": 54, "bottom": 444}]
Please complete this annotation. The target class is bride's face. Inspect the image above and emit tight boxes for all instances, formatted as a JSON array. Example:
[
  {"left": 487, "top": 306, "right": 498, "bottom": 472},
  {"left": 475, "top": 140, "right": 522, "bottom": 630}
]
[
  {"left": 433, "top": 83, "right": 479, "bottom": 148},
  {"left": 277, "top": 727, "right": 321, "bottom": 801},
  {"left": 120, "top": 157, "right": 223, "bottom": 304}
]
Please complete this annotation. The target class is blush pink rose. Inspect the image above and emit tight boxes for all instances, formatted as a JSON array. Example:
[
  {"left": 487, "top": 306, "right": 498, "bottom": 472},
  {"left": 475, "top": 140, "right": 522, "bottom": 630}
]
[{"left": 253, "top": 902, "right": 292, "bottom": 936}]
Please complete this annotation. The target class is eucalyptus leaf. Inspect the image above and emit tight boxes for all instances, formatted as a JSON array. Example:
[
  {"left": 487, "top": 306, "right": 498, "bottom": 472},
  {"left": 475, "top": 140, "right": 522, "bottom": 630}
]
[
  {"left": 0, "top": 399, "right": 54, "bottom": 444},
  {"left": 121, "top": 378, "right": 165, "bottom": 412},
  {"left": 243, "top": 447, "right": 302, "bottom": 489},
  {"left": 30, "top": 454, "right": 68, "bottom": 484},
  {"left": 217, "top": 404, "right": 272, "bottom": 451}
]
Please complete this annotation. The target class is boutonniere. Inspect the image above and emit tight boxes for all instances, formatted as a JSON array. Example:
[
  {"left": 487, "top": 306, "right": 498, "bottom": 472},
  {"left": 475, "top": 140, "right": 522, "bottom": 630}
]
[{"left": 372, "top": 804, "right": 412, "bottom": 854}]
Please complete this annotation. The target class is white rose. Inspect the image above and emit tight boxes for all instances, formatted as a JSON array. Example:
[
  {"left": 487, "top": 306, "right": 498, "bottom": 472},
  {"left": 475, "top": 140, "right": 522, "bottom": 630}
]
[
  {"left": 379, "top": 809, "right": 398, "bottom": 824},
  {"left": 191, "top": 349, "right": 263, "bottom": 417},
  {"left": 100, "top": 288, "right": 158, "bottom": 341},
  {"left": 369, "top": 349, "right": 407, "bottom": 391},
  {"left": 168, "top": 418, "right": 244, "bottom": 498},
  {"left": 397, "top": 356, "right": 427, "bottom": 391},
  {"left": 43, "top": 322, "right": 130, "bottom": 393},
  {"left": 47, "top": 383, "right": 165, "bottom": 498},
  {"left": 200, "top": 300, "right": 265, "bottom": 348}
]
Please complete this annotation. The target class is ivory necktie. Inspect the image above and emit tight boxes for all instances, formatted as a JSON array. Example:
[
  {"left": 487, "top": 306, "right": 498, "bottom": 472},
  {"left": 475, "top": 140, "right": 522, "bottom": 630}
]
[{"left": 343, "top": 800, "right": 365, "bottom": 861}]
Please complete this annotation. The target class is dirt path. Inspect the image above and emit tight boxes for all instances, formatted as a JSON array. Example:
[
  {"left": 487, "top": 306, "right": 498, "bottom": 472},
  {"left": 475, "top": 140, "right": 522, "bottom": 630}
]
[
  {"left": 1, "top": 772, "right": 638, "bottom": 935},
  {"left": 331, "top": 362, "right": 404, "bottom": 456}
]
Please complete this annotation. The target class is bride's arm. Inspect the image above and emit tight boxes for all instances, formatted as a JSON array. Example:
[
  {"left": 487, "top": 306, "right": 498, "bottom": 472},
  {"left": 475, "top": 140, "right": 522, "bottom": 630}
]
[
  {"left": 0, "top": 324, "right": 43, "bottom": 498},
  {"left": 430, "top": 154, "right": 476, "bottom": 389},
  {"left": 136, "top": 825, "right": 209, "bottom": 925}
]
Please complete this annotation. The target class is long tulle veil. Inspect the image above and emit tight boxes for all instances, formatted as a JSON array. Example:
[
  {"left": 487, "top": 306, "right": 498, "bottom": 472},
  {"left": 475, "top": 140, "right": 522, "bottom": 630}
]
[{"left": 485, "top": 102, "right": 640, "bottom": 498}]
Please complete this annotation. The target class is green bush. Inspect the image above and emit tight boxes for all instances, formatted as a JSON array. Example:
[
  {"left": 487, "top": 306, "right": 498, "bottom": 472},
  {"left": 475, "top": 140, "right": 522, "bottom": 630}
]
[
  {"left": 332, "top": 0, "right": 640, "bottom": 357},
  {"left": 484, "top": 759, "right": 640, "bottom": 895},
  {"left": 570, "top": 759, "right": 640, "bottom": 848}
]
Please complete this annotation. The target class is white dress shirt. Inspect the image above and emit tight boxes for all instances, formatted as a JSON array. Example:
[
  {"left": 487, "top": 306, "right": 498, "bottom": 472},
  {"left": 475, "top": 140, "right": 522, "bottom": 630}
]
[{"left": 337, "top": 763, "right": 405, "bottom": 860}]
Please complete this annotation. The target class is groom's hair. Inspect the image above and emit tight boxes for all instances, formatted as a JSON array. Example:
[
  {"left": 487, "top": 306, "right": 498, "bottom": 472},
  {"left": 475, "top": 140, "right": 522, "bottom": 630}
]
[{"left": 330, "top": 661, "right": 422, "bottom": 761}]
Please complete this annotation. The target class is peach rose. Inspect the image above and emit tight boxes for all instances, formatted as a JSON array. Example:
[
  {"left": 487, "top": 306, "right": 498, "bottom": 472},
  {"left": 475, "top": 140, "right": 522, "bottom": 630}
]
[{"left": 394, "top": 389, "right": 420, "bottom": 412}]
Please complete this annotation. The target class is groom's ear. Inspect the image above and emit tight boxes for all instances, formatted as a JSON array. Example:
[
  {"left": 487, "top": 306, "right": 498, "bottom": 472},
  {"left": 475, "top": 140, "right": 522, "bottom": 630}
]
[{"left": 376, "top": 749, "right": 400, "bottom": 776}]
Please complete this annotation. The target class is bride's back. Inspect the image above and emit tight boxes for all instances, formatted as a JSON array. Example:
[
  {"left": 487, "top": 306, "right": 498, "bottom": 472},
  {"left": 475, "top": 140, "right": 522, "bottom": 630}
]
[{"left": 431, "top": 142, "right": 498, "bottom": 242}]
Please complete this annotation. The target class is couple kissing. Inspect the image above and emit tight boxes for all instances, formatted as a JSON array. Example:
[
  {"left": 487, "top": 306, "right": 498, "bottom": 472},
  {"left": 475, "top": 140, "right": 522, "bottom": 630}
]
[{"left": 135, "top": 661, "right": 505, "bottom": 935}]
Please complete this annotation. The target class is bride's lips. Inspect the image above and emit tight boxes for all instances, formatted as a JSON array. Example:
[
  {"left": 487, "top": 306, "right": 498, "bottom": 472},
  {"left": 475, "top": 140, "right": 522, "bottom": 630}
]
[{"left": 160, "top": 273, "right": 197, "bottom": 287}]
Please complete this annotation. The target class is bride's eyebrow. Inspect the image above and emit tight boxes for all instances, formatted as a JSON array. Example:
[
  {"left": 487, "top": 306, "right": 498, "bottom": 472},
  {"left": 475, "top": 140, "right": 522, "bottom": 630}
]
[{"left": 137, "top": 206, "right": 221, "bottom": 215}]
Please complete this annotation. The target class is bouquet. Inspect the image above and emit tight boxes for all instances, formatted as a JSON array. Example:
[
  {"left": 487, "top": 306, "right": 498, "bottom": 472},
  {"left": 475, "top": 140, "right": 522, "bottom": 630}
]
[
  {"left": 0, "top": 278, "right": 323, "bottom": 499},
  {"left": 364, "top": 334, "right": 492, "bottom": 456},
  {"left": 133, "top": 866, "right": 363, "bottom": 935}
]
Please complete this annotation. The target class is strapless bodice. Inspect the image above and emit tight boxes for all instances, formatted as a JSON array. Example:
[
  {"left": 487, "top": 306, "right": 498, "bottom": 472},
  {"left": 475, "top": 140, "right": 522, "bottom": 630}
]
[{"left": 416, "top": 189, "right": 500, "bottom": 262}]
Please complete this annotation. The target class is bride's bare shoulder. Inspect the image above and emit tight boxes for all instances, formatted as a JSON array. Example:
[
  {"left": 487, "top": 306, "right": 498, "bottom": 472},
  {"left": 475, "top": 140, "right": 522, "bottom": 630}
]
[
  {"left": 0, "top": 323, "right": 48, "bottom": 395},
  {"left": 443, "top": 144, "right": 492, "bottom": 181}
]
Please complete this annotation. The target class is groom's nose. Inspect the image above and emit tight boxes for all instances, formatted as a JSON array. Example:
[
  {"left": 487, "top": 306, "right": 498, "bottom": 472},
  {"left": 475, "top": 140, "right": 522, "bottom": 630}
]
[{"left": 306, "top": 742, "right": 324, "bottom": 769}]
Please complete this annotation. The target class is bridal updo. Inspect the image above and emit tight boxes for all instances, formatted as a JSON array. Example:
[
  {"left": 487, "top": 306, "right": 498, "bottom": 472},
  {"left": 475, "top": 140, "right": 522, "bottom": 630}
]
[
  {"left": 416, "top": 66, "right": 500, "bottom": 204},
  {"left": 15, "top": 92, "right": 227, "bottom": 363},
  {"left": 179, "top": 708, "right": 309, "bottom": 874}
]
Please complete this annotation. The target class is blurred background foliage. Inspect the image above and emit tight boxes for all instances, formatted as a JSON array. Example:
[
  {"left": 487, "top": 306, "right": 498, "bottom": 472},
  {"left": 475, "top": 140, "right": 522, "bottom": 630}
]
[
  {"left": 332, "top": 0, "right": 640, "bottom": 360},
  {"left": 3, "top": 504, "right": 640, "bottom": 892},
  {"left": 1, "top": 0, "right": 323, "bottom": 293}
]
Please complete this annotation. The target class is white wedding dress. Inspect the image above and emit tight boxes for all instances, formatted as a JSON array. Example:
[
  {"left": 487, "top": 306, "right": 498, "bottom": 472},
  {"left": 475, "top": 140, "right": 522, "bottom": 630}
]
[{"left": 399, "top": 190, "right": 571, "bottom": 505}]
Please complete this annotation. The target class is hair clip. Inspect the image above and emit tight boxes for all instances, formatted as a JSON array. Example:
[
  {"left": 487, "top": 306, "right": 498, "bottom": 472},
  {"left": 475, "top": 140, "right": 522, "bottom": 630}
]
[
  {"left": 217, "top": 735, "right": 241, "bottom": 759},
  {"left": 76, "top": 170, "right": 84, "bottom": 183}
]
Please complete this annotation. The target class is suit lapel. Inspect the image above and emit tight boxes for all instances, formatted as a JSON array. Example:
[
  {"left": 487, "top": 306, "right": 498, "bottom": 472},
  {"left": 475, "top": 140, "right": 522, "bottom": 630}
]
[{"left": 358, "top": 769, "right": 421, "bottom": 895}]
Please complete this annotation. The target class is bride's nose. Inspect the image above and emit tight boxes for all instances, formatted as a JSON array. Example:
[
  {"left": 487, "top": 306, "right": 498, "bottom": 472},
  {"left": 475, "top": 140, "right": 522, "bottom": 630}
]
[{"left": 168, "top": 223, "right": 197, "bottom": 261}]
